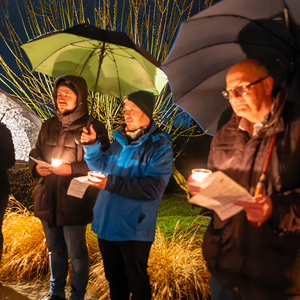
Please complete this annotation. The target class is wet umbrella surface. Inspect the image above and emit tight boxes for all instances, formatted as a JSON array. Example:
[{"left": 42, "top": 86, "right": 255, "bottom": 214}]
[{"left": 163, "top": 0, "right": 300, "bottom": 134}]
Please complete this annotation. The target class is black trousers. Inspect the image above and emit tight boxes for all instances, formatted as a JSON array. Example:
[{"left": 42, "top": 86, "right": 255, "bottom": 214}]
[{"left": 98, "top": 239, "right": 152, "bottom": 300}]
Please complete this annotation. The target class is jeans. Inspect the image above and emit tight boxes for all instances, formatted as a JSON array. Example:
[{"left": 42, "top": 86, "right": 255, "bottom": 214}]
[
  {"left": 98, "top": 239, "right": 152, "bottom": 300},
  {"left": 42, "top": 221, "right": 89, "bottom": 300}
]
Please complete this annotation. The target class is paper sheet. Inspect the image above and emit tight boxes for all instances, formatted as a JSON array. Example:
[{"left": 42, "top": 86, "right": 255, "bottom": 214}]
[
  {"left": 29, "top": 156, "right": 52, "bottom": 168},
  {"left": 189, "top": 171, "right": 255, "bottom": 221},
  {"left": 67, "top": 176, "right": 91, "bottom": 199}
]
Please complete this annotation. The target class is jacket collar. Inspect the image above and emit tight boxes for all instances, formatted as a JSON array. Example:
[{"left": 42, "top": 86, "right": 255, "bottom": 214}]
[{"left": 113, "top": 121, "right": 172, "bottom": 146}]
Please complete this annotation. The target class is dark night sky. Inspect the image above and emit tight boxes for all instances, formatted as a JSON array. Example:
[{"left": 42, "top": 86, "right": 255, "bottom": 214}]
[{"left": 0, "top": 0, "right": 220, "bottom": 93}]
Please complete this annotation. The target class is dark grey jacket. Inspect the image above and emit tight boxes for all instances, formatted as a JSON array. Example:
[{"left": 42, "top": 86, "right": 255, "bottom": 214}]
[
  {"left": 29, "top": 75, "right": 110, "bottom": 226},
  {"left": 203, "top": 90, "right": 300, "bottom": 299}
]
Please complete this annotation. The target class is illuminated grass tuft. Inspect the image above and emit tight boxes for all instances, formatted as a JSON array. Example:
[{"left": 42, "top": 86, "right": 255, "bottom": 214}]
[
  {"left": 0, "top": 197, "right": 210, "bottom": 299},
  {"left": 1, "top": 196, "right": 48, "bottom": 281},
  {"left": 148, "top": 221, "right": 210, "bottom": 300}
]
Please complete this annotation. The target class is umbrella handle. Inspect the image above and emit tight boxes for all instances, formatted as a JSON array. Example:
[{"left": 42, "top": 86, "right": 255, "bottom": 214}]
[
  {"left": 251, "top": 134, "right": 277, "bottom": 228},
  {"left": 86, "top": 115, "right": 92, "bottom": 133}
]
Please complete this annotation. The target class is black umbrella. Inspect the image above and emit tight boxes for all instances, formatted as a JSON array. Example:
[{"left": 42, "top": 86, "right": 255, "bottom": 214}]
[{"left": 163, "top": 0, "right": 300, "bottom": 134}]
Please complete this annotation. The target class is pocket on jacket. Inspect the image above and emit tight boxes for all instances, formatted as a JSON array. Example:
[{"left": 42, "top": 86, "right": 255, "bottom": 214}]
[{"left": 32, "top": 177, "right": 47, "bottom": 210}]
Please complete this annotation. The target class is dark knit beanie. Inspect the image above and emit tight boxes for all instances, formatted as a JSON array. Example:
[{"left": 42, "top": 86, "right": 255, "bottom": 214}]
[
  {"left": 57, "top": 79, "right": 78, "bottom": 96},
  {"left": 126, "top": 91, "right": 155, "bottom": 120}
]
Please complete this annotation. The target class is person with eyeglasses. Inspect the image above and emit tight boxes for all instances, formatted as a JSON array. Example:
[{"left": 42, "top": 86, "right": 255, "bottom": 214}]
[{"left": 188, "top": 59, "right": 300, "bottom": 300}]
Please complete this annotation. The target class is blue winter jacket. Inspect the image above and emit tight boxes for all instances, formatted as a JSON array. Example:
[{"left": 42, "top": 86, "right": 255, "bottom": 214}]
[{"left": 84, "top": 121, "right": 173, "bottom": 242}]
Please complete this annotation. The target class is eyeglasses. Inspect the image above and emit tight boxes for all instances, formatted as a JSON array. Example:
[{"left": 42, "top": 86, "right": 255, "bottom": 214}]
[{"left": 222, "top": 77, "right": 268, "bottom": 100}]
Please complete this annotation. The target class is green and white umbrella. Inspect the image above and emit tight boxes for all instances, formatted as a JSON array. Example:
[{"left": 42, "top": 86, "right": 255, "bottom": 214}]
[{"left": 21, "top": 23, "right": 168, "bottom": 99}]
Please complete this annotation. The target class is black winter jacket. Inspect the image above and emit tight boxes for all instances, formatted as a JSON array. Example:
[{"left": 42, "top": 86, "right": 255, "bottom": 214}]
[{"left": 29, "top": 75, "right": 110, "bottom": 226}]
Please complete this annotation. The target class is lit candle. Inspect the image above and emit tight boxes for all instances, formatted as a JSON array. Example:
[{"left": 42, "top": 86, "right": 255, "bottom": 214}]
[
  {"left": 189, "top": 168, "right": 212, "bottom": 182},
  {"left": 51, "top": 158, "right": 63, "bottom": 167},
  {"left": 88, "top": 171, "right": 105, "bottom": 183}
]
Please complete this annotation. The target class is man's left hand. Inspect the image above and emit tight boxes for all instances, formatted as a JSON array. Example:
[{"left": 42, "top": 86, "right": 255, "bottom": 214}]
[
  {"left": 50, "top": 163, "right": 72, "bottom": 176},
  {"left": 234, "top": 194, "right": 273, "bottom": 227}
]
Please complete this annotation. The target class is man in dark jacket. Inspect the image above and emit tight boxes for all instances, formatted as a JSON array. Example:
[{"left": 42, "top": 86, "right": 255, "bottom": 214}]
[
  {"left": 29, "top": 75, "right": 110, "bottom": 300},
  {"left": 189, "top": 59, "right": 300, "bottom": 300},
  {"left": 80, "top": 91, "right": 173, "bottom": 300},
  {"left": 0, "top": 123, "right": 15, "bottom": 261}
]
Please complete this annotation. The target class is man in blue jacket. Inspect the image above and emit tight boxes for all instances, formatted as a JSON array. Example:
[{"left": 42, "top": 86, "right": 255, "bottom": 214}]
[{"left": 80, "top": 90, "right": 173, "bottom": 300}]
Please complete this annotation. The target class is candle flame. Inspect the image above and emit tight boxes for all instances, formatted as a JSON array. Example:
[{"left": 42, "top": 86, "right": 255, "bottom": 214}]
[
  {"left": 51, "top": 158, "right": 63, "bottom": 167},
  {"left": 191, "top": 169, "right": 212, "bottom": 182}
]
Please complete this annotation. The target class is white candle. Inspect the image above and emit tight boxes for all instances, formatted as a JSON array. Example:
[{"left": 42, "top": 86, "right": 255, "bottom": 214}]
[
  {"left": 51, "top": 158, "right": 63, "bottom": 167},
  {"left": 191, "top": 168, "right": 212, "bottom": 182},
  {"left": 88, "top": 171, "right": 105, "bottom": 183}
]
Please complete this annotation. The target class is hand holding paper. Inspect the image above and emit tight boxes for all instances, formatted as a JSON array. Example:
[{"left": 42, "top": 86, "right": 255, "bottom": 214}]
[
  {"left": 36, "top": 164, "right": 52, "bottom": 176},
  {"left": 189, "top": 171, "right": 255, "bottom": 221},
  {"left": 234, "top": 194, "right": 273, "bottom": 226},
  {"left": 67, "top": 173, "right": 107, "bottom": 199}
]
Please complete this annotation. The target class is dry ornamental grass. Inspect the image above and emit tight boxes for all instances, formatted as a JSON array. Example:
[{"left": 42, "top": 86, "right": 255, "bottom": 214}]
[
  {"left": 1, "top": 197, "right": 48, "bottom": 281},
  {"left": 0, "top": 197, "right": 210, "bottom": 299},
  {"left": 148, "top": 224, "right": 210, "bottom": 300}
]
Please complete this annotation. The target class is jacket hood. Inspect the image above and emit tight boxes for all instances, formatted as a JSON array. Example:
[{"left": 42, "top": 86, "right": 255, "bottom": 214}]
[{"left": 53, "top": 75, "right": 89, "bottom": 121}]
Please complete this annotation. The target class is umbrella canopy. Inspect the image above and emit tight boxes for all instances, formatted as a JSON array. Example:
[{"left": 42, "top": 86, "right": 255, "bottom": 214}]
[
  {"left": 163, "top": 0, "right": 300, "bottom": 134},
  {"left": 21, "top": 23, "right": 168, "bottom": 99},
  {"left": 0, "top": 91, "right": 42, "bottom": 161}
]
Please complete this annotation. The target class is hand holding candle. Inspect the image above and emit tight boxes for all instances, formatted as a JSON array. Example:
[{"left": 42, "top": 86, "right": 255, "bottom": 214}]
[
  {"left": 51, "top": 158, "right": 63, "bottom": 167},
  {"left": 187, "top": 168, "right": 212, "bottom": 196},
  {"left": 189, "top": 168, "right": 212, "bottom": 182},
  {"left": 87, "top": 171, "right": 107, "bottom": 189},
  {"left": 36, "top": 164, "right": 52, "bottom": 176},
  {"left": 50, "top": 158, "right": 72, "bottom": 176}
]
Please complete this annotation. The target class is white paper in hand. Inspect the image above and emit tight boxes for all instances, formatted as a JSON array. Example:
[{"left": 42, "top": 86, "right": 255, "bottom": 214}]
[
  {"left": 29, "top": 156, "right": 52, "bottom": 168},
  {"left": 189, "top": 171, "right": 254, "bottom": 220},
  {"left": 67, "top": 176, "right": 90, "bottom": 199}
]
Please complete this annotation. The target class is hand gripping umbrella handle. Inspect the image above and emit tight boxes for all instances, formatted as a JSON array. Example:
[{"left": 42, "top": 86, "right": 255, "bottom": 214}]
[
  {"left": 251, "top": 134, "right": 277, "bottom": 228},
  {"left": 254, "top": 133, "right": 277, "bottom": 196},
  {"left": 74, "top": 115, "right": 93, "bottom": 145}
]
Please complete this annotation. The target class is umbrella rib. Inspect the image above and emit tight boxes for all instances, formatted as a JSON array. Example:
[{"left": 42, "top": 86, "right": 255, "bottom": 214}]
[
  {"left": 32, "top": 41, "right": 91, "bottom": 70},
  {"left": 106, "top": 44, "right": 122, "bottom": 97},
  {"left": 87, "top": 42, "right": 106, "bottom": 116},
  {"left": 172, "top": 38, "right": 292, "bottom": 102},
  {"left": 117, "top": 45, "right": 160, "bottom": 93},
  {"left": 33, "top": 38, "right": 100, "bottom": 70},
  {"left": 165, "top": 41, "right": 292, "bottom": 68},
  {"left": 165, "top": 14, "right": 293, "bottom": 65}
]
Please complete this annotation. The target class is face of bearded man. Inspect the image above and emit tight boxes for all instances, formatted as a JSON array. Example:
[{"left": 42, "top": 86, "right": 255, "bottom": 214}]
[{"left": 56, "top": 86, "right": 78, "bottom": 115}]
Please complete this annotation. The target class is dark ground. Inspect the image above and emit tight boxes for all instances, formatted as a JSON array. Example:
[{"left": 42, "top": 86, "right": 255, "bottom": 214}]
[
  {"left": 0, "top": 281, "right": 47, "bottom": 300},
  {"left": 0, "top": 280, "right": 99, "bottom": 300}
]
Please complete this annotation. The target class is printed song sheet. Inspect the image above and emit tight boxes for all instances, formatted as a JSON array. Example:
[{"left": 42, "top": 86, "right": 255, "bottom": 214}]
[
  {"left": 67, "top": 176, "right": 91, "bottom": 199},
  {"left": 189, "top": 171, "right": 255, "bottom": 220},
  {"left": 29, "top": 157, "right": 95, "bottom": 199}
]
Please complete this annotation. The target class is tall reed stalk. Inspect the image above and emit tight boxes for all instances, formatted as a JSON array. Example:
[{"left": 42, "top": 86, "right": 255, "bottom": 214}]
[{"left": 0, "top": 0, "right": 215, "bottom": 191}]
